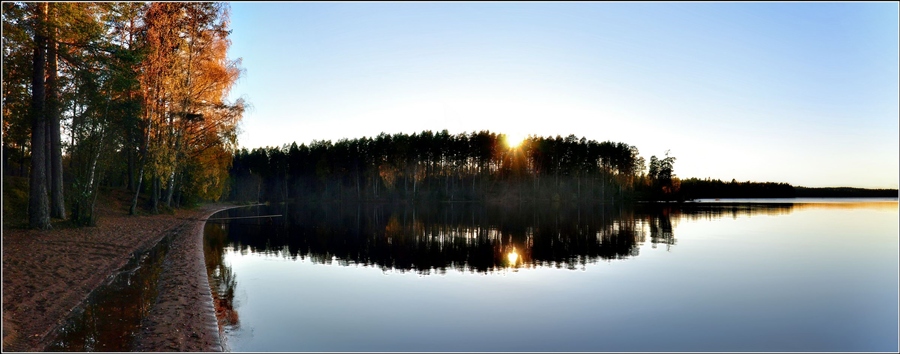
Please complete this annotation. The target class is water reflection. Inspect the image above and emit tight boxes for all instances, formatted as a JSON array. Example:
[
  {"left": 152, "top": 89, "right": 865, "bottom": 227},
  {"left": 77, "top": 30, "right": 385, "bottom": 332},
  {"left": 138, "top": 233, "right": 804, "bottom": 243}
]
[
  {"left": 203, "top": 223, "right": 240, "bottom": 337},
  {"left": 201, "top": 201, "right": 896, "bottom": 276},
  {"left": 46, "top": 236, "right": 170, "bottom": 351},
  {"left": 205, "top": 202, "right": 682, "bottom": 275},
  {"left": 202, "top": 200, "right": 899, "bottom": 352},
  {"left": 647, "top": 206, "right": 675, "bottom": 250},
  {"left": 668, "top": 202, "right": 795, "bottom": 220}
]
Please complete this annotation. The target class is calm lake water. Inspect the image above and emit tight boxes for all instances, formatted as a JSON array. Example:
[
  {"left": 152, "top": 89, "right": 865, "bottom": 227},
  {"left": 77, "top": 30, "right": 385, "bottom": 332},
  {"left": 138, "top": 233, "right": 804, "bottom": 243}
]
[{"left": 204, "top": 199, "right": 898, "bottom": 352}]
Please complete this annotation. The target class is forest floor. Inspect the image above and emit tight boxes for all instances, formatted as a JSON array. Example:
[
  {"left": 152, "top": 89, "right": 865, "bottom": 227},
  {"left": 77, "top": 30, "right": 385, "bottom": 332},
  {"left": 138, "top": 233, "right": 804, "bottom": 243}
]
[{"left": 2, "top": 183, "right": 234, "bottom": 352}]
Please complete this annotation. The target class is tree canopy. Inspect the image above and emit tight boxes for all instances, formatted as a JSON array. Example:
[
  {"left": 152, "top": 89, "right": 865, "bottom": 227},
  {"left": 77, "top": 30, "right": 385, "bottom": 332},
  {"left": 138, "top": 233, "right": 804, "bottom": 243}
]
[{"left": 2, "top": 2, "right": 244, "bottom": 227}]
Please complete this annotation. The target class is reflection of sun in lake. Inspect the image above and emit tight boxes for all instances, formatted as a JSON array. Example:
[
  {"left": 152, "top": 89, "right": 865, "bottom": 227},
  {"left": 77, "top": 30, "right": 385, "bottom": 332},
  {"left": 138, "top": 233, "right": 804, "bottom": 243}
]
[
  {"left": 507, "top": 249, "right": 519, "bottom": 265},
  {"left": 505, "top": 133, "right": 524, "bottom": 149}
]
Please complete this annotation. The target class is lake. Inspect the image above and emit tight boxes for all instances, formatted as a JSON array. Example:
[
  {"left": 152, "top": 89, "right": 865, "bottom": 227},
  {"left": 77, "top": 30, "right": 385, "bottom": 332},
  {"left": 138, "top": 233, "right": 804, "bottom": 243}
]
[{"left": 204, "top": 199, "right": 898, "bottom": 352}]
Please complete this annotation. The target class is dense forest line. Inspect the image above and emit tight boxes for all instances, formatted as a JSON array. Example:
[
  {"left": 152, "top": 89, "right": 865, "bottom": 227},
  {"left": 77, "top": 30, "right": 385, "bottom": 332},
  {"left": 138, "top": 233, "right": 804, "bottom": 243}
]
[
  {"left": 793, "top": 187, "right": 898, "bottom": 198},
  {"left": 226, "top": 130, "right": 680, "bottom": 204},
  {"left": 228, "top": 135, "right": 896, "bottom": 204},
  {"left": 678, "top": 178, "right": 897, "bottom": 199},
  {"left": 2, "top": 2, "right": 244, "bottom": 228}
]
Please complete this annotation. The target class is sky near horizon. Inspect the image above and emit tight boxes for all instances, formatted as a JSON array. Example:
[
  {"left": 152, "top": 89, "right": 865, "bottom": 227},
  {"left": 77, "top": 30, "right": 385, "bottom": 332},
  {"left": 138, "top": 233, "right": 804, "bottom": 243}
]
[{"left": 224, "top": 1, "right": 899, "bottom": 189}]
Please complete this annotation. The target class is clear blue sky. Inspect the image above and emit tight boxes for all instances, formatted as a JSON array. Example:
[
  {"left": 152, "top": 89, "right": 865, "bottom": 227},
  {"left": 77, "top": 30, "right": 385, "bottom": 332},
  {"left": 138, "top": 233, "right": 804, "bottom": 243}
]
[{"left": 224, "top": 1, "right": 899, "bottom": 189}]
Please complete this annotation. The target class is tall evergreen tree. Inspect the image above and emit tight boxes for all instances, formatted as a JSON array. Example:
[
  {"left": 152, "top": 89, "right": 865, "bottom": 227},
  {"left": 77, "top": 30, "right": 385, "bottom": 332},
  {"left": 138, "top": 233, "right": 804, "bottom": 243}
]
[{"left": 27, "top": 2, "right": 51, "bottom": 229}]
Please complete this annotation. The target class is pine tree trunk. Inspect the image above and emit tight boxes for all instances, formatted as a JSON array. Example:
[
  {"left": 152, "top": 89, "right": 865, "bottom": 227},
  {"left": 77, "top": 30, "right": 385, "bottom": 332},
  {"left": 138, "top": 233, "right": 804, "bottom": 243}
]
[
  {"left": 151, "top": 177, "right": 159, "bottom": 214},
  {"left": 472, "top": 170, "right": 476, "bottom": 195},
  {"left": 47, "top": 31, "right": 65, "bottom": 219},
  {"left": 130, "top": 106, "right": 152, "bottom": 215},
  {"left": 601, "top": 176, "right": 606, "bottom": 203},
  {"left": 128, "top": 150, "right": 135, "bottom": 191},
  {"left": 45, "top": 117, "right": 51, "bottom": 192},
  {"left": 28, "top": 3, "right": 51, "bottom": 230}
]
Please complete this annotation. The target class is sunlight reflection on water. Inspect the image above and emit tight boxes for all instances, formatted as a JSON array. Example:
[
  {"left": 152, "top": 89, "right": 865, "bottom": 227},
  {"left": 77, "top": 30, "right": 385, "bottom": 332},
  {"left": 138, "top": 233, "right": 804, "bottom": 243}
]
[{"left": 204, "top": 199, "right": 898, "bottom": 352}]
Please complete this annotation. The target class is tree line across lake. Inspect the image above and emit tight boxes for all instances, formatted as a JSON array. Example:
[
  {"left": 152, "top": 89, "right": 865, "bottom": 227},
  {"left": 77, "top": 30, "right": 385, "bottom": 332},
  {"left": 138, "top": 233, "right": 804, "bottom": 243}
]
[
  {"left": 228, "top": 130, "right": 678, "bottom": 204},
  {"left": 229, "top": 131, "right": 897, "bottom": 204},
  {"left": 678, "top": 178, "right": 897, "bottom": 200}
]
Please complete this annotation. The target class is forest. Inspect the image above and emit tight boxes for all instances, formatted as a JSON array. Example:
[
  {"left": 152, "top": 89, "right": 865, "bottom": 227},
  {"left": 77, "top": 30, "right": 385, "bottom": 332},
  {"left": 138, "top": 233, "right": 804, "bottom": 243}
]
[
  {"left": 678, "top": 178, "right": 897, "bottom": 199},
  {"left": 2, "top": 2, "right": 245, "bottom": 228},
  {"left": 227, "top": 135, "right": 897, "bottom": 204},
  {"left": 227, "top": 131, "right": 679, "bottom": 204}
]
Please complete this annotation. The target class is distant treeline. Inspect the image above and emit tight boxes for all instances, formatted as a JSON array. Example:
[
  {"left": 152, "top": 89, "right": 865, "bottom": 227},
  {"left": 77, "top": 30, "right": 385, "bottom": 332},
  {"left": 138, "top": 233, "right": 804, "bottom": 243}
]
[
  {"left": 678, "top": 178, "right": 897, "bottom": 199},
  {"left": 678, "top": 178, "right": 795, "bottom": 199},
  {"left": 226, "top": 131, "right": 894, "bottom": 204},
  {"left": 794, "top": 187, "right": 898, "bottom": 198},
  {"left": 227, "top": 130, "right": 678, "bottom": 203}
]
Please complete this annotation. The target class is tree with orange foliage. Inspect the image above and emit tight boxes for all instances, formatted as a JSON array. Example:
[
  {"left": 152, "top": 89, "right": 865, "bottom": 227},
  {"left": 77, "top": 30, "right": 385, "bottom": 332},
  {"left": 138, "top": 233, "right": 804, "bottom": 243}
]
[{"left": 133, "top": 2, "right": 244, "bottom": 213}]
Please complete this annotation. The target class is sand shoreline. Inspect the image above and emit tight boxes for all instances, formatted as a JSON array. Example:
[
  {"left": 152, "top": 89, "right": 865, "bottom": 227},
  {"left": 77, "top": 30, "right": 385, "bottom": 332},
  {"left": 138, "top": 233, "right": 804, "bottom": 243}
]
[{"left": 2, "top": 200, "right": 238, "bottom": 352}]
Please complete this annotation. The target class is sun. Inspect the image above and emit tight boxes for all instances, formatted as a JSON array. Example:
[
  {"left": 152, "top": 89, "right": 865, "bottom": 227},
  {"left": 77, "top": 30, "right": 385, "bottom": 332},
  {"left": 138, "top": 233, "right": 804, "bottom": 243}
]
[
  {"left": 507, "top": 249, "right": 519, "bottom": 265},
  {"left": 505, "top": 133, "right": 525, "bottom": 149}
]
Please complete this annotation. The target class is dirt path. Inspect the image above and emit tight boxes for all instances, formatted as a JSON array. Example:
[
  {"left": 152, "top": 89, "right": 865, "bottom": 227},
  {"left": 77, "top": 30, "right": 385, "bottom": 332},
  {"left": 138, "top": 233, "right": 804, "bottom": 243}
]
[{"left": 2, "top": 197, "right": 234, "bottom": 352}]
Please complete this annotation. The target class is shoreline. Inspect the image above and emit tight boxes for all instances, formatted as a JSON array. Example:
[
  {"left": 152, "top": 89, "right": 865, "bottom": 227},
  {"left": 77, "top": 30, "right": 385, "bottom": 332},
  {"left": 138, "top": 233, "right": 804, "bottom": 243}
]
[
  {"left": 132, "top": 205, "right": 236, "bottom": 352},
  {"left": 2, "top": 201, "right": 238, "bottom": 352}
]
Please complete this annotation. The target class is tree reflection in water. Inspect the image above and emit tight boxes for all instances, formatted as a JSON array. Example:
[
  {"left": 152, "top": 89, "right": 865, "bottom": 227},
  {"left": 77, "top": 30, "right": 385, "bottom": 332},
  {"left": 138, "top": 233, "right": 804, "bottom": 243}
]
[
  {"left": 46, "top": 236, "right": 170, "bottom": 351},
  {"left": 200, "top": 202, "right": 799, "bottom": 341},
  {"left": 199, "top": 202, "right": 783, "bottom": 276},
  {"left": 204, "top": 223, "right": 240, "bottom": 337}
]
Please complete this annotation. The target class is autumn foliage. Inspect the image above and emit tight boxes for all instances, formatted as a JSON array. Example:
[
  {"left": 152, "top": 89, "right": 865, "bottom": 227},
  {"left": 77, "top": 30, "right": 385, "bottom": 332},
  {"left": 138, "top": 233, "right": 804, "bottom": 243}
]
[{"left": 2, "top": 2, "right": 244, "bottom": 227}]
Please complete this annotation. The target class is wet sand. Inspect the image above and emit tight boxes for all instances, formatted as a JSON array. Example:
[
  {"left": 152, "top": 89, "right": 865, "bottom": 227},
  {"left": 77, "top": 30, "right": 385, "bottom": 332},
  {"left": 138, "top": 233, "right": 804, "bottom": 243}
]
[{"left": 2, "top": 196, "right": 233, "bottom": 352}]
